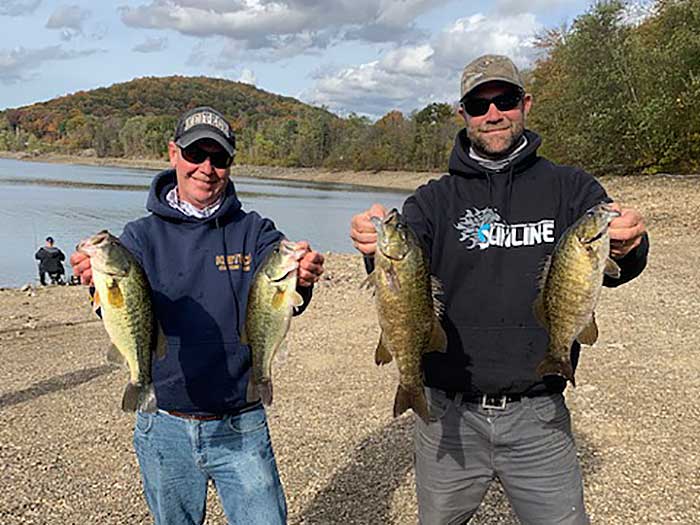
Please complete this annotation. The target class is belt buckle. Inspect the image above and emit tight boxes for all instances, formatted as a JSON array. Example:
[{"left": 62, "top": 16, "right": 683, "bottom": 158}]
[{"left": 481, "top": 394, "right": 507, "bottom": 410}]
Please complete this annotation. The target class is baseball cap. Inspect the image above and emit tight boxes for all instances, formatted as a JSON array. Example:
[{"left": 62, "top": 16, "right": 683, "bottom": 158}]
[
  {"left": 174, "top": 106, "right": 236, "bottom": 156},
  {"left": 460, "top": 55, "right": 525, "bottom": 100}
]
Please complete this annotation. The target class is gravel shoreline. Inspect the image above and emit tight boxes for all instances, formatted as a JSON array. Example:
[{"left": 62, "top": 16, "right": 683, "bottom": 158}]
[{"left": 1, "top": 175, "right": 699, "bottom": 524}]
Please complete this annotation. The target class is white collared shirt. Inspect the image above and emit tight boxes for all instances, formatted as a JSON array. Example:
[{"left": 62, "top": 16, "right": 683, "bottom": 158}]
[{"left": 166, "top": 187, "right": 223, "bottom": 219}]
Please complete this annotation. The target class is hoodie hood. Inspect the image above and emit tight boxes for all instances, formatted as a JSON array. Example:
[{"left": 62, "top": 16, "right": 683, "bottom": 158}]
[
  {"left": 447, "top": 129, "right": 542, "bottom": 223},
  {"left": 146, "top": 168, "right": 242, "bottom": 224},
  {"left": 448, "top": 128, "right": 542, "bottom": 178}
]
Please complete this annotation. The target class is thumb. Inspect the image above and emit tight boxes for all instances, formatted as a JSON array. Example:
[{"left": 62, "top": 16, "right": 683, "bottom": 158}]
[{"left": 368, "top": 203, "right": 388, "bottom": 219}]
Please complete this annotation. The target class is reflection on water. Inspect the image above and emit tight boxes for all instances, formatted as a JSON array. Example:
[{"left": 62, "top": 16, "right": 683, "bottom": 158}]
[{"left": 0, "top": 158, "right": 415, "bottom": 287}]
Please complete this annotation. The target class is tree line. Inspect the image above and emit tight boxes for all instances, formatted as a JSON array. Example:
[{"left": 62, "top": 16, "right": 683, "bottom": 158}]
[{"left": 0, "top": 0, "right": 698, "bottom": 175}]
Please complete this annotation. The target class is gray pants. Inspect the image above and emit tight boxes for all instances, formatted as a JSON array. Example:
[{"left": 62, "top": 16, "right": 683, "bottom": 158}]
[{"left": 415, "top": 388, "right": 589, "bottom": 525}]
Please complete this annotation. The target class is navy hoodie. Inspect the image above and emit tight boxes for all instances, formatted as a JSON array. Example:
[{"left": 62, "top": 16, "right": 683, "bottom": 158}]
[
  {"left": 120, "top": 169, "right": 311, "bottom": 414},
  {"left": 398, "top": 129, "right": 649, "bottom": 395}
]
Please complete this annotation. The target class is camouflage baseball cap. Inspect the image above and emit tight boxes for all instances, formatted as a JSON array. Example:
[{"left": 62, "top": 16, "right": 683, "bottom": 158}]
[{"left": 460, "top": 54, "right": 525, "bottom": 99}]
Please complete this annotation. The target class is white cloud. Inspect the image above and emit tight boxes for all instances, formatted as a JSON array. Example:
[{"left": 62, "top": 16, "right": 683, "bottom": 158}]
[
  {"left": 46, "top": 4, "right": 91, "bottom": 32},
  {"left": 0, "top": 0, "right": 41, "bottom": 16},
  {"left": 493, "top": 0, "right": 583, "bottom": 15},
  {"left": 133, "top": 36, "right": 168, "bottom": 53},
  {"left": 303, "top": 12, "right": 541, "bottom": 117},
  {"left": 120, "top": 0, "right": 451, "bottom": 60},
  {"left": 0, "top": 45, "right": 101, "bottom": 84},
  {"left": 237, "top": 67, "right": 256, "bottom": 85}
]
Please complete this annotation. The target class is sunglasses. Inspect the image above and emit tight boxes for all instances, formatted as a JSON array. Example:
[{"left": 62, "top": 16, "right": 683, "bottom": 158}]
[
  {"left": 461, "top": 91, "right": 523, "bottom": 117},
  {"left": 180, "top": 144, "right": 233, "bottom": 169}
]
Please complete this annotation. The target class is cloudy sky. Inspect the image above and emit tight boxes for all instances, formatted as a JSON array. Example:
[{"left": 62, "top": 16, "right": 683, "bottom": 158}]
[{"left": 0, "top": 0, "right": 594, "bottom": 118}]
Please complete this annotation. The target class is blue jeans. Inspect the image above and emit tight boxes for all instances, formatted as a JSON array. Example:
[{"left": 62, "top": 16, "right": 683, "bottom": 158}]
[{"left": 133, "top": 406, "right": 287, "bottom": 525}]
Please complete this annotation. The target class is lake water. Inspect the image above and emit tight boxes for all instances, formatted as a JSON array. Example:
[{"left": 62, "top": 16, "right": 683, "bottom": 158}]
[{"left": 0, "top": 158, "right": 412, "bottom": 288}]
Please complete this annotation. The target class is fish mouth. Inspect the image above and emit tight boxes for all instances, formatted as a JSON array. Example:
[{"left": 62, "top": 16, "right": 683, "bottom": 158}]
[{"left": 269, "top": 267, "right": 297, "bottom": 283}]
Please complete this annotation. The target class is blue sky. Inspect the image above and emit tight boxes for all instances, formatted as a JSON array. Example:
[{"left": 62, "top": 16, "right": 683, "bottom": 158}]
[{"left": 0, "top": 0, "right": 599, "bottom": 118}]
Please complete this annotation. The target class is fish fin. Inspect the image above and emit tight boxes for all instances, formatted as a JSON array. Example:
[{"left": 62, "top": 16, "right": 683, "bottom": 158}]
[
  {"left": 431, "top": 276, "right": 445, "bottom": 320},
  {"left": 536, "top": 254, "right": 552, "bottom": 291},
  {"left": 604, "top": 258, "right": 621, "bottom": 278},
  {"left": 374, "top": 333, "right": 393, "bottom": 365},
  {"left": 290, "top": 290, "right": 304, "bottom": 308},
  {"left": 536, "top": 355, "right": 576, "bottom": 387},
  {"left": 247, "top": 376, "right": 273, "bottom": 406},
  {"left": 92, "top": 289, "right": 101, "bottom": 313},
  {"left": 154, "top": 322, "right": 168, "bottom": 360},
  {"left": 246, "top": 374, "right": 260, "bottom": 403},
  {"left": 138, "top": 383, "right": 158, "bottom": 413},
  {"left": 275, "top": 341, "right": 289, "bottom": 365},
  {"left": 384, "top": 264, "right": 401, "bottom": 293},
  {"left": 532, "top": 293, "right": 548, "bottom": 329},
  {"left": 393, "top": 386, "right": 431, "bottom": 425},
  {"left": 106, "top": 281, "right": 124, "bottom": 308},
  {"left": 577, "top": 315, "right": 599, "bottom": 345},
  {"left": 360, "top": 272, "right": 375, "bottom": 290},
  {"left": 121, "top": 382, "right": 157, "bottom": 413},
  {"left": 425, "top": 318, "right": 447, "bottom": 353},
  {"left": 106, "top": 344, "right": 125, "bottom": 365},
  {"left": 271, "top": 288, "right": 286, "bottom": 310}
]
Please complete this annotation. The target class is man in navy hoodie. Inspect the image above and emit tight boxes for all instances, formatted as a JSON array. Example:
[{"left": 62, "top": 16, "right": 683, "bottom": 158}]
[
  {"left": 70, "top": 106, "right": 324, "bottom": 525},
  {"left": 350, "top": 55, "right": 648, "bottom": 524}
]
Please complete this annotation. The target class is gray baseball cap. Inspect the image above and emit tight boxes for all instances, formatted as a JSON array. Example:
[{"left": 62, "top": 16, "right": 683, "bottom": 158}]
[
  {"left": 460, "top": 54, "right": 525, "bottom": 99},
  {"left": 174, "top": 106, "right": 236, "bottom": 156}
]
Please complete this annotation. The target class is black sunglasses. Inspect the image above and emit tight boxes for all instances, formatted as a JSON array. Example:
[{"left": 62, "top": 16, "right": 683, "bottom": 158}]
[
  {"left": 180, "top": 144, "right": 233, "bottom": 169},
  {"left": 461, "top": 91, "right": 524, "bottom": 117}
]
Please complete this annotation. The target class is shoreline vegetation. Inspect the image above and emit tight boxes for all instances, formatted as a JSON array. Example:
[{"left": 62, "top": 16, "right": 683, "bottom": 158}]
[{"left": 0, "top": 150, "right": 436, "bottom": 192}]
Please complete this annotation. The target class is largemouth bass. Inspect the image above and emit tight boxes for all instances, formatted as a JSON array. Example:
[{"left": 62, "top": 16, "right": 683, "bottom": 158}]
[
  {"left": 77, "top": 230, "right": 165, "bottom": 412},
  {"left": 367, "top": 209, "right": 446, "bottom": 424},
  {"left": 533, "top": 203, "right": 621, "bottom": 386},
  {"left": 244, "top": 240, "right": 306, "bottom": 406}
]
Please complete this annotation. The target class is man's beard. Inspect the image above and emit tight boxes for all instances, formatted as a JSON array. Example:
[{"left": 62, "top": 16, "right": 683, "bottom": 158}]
[{"left": 468, "top": 120, "right": 525, "bottom": 159}]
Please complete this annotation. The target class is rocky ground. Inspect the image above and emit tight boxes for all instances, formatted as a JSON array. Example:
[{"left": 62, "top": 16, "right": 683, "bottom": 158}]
[{"left": 1, "top": 172, "right": 699, "bottom": 524}]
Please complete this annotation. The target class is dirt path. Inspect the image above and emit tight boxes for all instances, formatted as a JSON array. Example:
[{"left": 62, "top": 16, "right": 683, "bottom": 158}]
[{"left": 1, "top": 174, "right": 698, "bottom": 524}]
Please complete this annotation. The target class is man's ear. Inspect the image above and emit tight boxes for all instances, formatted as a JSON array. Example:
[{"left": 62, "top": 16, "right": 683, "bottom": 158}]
[
  {"left": 457, "top": 103, "right": 468, "bottom": 123},
  {"left": 523, "top": 94, "right": 533, "bottom": 117},
  {"left": 168, "top": 141, "right": 178, "bottom": 168}
]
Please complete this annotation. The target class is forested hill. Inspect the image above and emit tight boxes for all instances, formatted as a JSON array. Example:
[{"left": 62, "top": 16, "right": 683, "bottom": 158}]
[
  {"left": 0, "top": 1, "right": 698, "bottom": 175},
  {"left": 0, "top": 76, "right": 341, "bottom": 163}
]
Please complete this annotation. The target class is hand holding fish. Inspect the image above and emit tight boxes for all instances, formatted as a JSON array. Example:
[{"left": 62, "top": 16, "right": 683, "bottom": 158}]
[
  {"left": 69, "top": 250, "right": 93, "bottom": 286},
  {"left": 350, "top": 203, "right": 387, "bottom": 255},
  {"left": 607, "top": 203, "right": 646, "bottom": 259},
  {"left": 295, "top": 241, "right": 325, "bottom": 287}
]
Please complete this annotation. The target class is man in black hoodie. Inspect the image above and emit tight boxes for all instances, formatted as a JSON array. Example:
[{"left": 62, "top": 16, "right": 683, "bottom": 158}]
[
  {"left": 35, "top": 236, "right": 65, "bottom": 285},
  {"left": 350, "top": 55, "right": 648, "bottom": 524}
]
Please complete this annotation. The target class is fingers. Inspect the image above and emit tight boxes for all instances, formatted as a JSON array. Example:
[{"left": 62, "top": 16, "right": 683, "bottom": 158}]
[
  {"left": 608, "top": 206, "right": 646, "bottom": 259},
  {"left": 297, "top": 245, "right": 325, "bottom": 287},
  {"left": 350, "top": 203, "right": 386, "bottom": 255},
  {"left": 69, "top": 251, "right": 93, "bottom": 286}
]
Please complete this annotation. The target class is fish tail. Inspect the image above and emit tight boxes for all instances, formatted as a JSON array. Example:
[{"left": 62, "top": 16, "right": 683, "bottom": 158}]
[
  {"left": 247, "top": 375, "right": 273, "bottom": 406},
  {"left": 122, "top": 382, "right": 157, "bottom": 413},
  {"left": 536, "top": 355, "right": 576, "bottom": 387},
  {"left": 393, "top": 385, "right": 431, "bottom": 424}
]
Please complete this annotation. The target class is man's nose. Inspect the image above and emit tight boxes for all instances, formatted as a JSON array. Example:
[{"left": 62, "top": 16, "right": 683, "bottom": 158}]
[
  {"left": 198, "top": 156, "right": 213, "bottom": 174},
  {"left": 484, "top": 102, "right": 504, "bottom": 121}
]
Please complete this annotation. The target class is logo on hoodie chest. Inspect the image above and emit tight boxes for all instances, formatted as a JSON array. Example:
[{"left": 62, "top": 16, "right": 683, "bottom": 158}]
[
  {"left": 454, "top": 207, "right": 555, "bottom": 250},
  {"left": 215, "top": 253, "right": 252, "bottom": 272}
]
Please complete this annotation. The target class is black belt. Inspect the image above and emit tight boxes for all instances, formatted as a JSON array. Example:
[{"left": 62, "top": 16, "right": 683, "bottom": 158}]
[
  {"left": 445, "top": 390, "right": 552, "bottom": 410},
  {"left": 165, "top": 401, "right": 262, "bottom": 421}
]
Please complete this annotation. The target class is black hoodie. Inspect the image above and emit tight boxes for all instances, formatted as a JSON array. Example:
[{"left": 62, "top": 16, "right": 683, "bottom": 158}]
[{"left": 400, "top": 129, "right": 648, "bottom": 395}]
